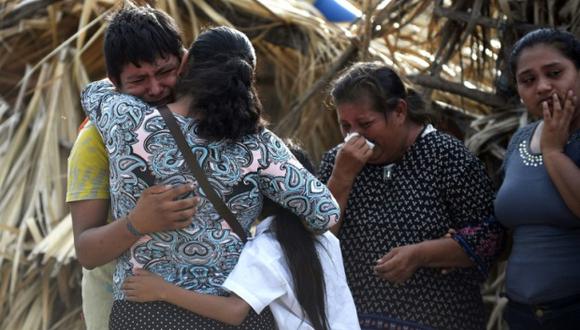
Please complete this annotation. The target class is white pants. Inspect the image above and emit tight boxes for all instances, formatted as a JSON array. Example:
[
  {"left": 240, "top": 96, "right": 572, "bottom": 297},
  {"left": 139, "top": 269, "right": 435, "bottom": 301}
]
[{"left": 81, "top": 261, "right": 115, "bottom": 330}]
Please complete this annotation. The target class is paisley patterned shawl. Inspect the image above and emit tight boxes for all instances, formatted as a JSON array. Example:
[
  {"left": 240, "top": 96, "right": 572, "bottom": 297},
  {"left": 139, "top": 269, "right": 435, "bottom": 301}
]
[{"left": 80, "top": 80, "right": 340, "bottom": 299}]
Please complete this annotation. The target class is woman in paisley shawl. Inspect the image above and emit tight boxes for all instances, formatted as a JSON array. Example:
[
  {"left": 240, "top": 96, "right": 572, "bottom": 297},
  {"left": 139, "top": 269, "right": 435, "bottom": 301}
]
[
  {"left": 121, "top": 144, "right": 360, "bottom": 330},
  {"left": 81, "top": 26, "right": 340, "bottom": 329},
  {"left": 496, "top": 28, "right": 580, "bottom": 330},
  {"left": 319, "top": 62, "right": 504, "bottom": 330}
]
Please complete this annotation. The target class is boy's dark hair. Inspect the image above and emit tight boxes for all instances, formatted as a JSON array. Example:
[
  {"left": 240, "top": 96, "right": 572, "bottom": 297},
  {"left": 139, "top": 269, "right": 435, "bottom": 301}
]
[
  {"left": 104, "top": 5, "right": 184, "bottom": 84},
  {"left": 175, "top": 26, "right": 264, "bottom": 141},
  {"left": 509, "top": 28, "right": 580, "bottom": 76},
  {"left": 263, "top": 142, "right": 329, "bottom": 330}
]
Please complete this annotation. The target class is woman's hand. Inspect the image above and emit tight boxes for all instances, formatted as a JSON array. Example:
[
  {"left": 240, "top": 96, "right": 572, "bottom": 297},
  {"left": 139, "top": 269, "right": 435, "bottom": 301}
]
[
  {"left": 123, "top": 269, "right": 168, "bottom": 302},
  {"left": 374, "top": 244, "right": 424, "bottom": 285},
  {"left": 540, "top": 90, "right": 580, "bottom": 217},
  {"left": 327, "top": 135, "right": 373, "bottom": 235},
  {"left": 441, "top": 229, "right": 456, "bottom": 275},
  {"left": 130, "top": 183, "right": 199, "bottom": 234},
  {"left": 374, "top": 235, "right": 477, "bottom": 283},
  {"left": 333, "top": 134, "right": 373, "bottom": 184},
  {"left": 541, "top": 90, "right": 577, "bottom": 155}
]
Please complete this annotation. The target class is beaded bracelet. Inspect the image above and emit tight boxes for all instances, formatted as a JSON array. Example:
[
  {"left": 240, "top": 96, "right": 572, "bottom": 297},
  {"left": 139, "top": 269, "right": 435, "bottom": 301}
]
[{"left": 126, "top": 215, "right": 143, "bottom": 237}]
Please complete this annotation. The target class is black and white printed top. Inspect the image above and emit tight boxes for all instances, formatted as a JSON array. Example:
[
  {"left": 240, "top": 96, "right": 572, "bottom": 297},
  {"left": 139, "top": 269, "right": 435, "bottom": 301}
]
[{"left": 319, "top": 128, "right": 504, "bottom": 330}]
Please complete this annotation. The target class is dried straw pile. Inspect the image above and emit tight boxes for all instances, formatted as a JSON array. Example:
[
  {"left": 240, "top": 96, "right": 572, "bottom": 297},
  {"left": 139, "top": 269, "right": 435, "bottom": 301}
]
[{"left": 1, "top": 0, "right": 578, "bottom": 329}]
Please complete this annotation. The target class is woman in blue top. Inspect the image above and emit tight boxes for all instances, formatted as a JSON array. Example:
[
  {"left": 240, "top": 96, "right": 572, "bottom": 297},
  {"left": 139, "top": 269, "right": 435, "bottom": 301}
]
[
  {"left": 497, "top": 28, "right": 580, "bottom": 330},
  {"left": 81, "top": 26, "right": 340, "bottom": 329}
]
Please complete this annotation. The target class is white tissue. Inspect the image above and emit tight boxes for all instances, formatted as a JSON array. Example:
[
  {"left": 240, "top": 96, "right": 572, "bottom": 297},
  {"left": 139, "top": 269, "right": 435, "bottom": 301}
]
[{"left": 344, "top": 132, "right": 375, "bottom": 149}]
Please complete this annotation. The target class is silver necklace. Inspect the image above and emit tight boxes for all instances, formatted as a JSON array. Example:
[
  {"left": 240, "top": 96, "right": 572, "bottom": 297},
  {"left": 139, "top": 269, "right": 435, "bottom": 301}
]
[
  {"left": 519, "top": 122, "right": 543, "bottom": 167},
  {"left": 518, "top": 140, "right": 543, "bottom": 167},
  {"left": 383, "top": 164, "right": 395, "bottom": 180}
]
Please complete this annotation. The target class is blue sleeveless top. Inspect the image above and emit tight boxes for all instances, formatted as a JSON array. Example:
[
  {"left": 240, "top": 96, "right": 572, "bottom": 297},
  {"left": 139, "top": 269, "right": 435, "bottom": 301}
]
[{"left": 495, "top": 121, "right": 580, "bottom": 304}]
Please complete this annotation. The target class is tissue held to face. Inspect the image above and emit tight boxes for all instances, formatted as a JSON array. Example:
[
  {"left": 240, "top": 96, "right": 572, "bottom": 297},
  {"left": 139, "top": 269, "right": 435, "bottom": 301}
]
[
  {"left": 344, "top": 132, "right": 375, "bottom": 149},
  {"left": 337, "top": 97, "right": 409, "bottom": 165}
]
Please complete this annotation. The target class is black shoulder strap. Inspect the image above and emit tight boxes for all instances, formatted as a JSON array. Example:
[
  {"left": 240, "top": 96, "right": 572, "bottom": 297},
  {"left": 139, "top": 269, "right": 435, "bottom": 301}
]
[{"left": 158, "top": 106, "right": 247, "bottom": 243}]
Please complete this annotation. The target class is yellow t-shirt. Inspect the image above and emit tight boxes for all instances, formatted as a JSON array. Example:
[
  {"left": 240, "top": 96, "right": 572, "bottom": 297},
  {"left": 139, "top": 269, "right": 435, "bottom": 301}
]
[
  {"left": 66, "top": 123, "right": 109, "bottom": 201},
  {"left": 66, "top": 123, "right": 114, "bottom": 330}
]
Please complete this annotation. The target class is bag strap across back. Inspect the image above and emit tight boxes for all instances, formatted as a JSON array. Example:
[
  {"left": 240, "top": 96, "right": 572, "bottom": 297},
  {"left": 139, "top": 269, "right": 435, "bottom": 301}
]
[{"left": 158, "top": 106, "right": 247, "bottom": 243}]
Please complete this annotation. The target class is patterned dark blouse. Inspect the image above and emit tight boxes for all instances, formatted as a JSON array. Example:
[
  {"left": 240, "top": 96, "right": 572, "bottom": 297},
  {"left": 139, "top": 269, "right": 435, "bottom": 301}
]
[
  {"left": 81, "top": 80, "right": 340, "bottom": 301},
  {"left": 319, "top": 129, "right": 504, "bottom": 330}
]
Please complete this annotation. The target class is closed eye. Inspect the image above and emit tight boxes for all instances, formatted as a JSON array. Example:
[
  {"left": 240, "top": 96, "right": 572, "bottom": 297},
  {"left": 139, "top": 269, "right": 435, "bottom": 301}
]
[
  {"left": 547, "top": 70, "right": 562, "bottom": 78},
  {"left": 128, "top": 78, "right": 146, "bottom": 84},
  {"left": 517, "top": 76, "right": 534, "bottom": 86},
  {"left": 157, "top": 68, "right": 175, "bottom": 77},
  {"left": 359, "top": 121, "right": 373, "bottom": 129}
]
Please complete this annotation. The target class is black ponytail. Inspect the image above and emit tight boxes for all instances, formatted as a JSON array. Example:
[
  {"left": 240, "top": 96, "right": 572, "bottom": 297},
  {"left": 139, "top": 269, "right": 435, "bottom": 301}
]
[
  {"left": 263, "top": 143, "right": 329, "bottom": 330},
  {"left": 175, "top": 26, "right": 264, "bottom": 140},
  {"left": 269, "top": 205, "right": 329, "bottom": 330}
]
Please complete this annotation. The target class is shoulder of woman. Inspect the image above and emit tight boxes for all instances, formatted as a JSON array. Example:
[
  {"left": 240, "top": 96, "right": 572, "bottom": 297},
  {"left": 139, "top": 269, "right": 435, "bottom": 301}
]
[
  {"left": 317, "top": 147, "right": 340, "bottom": 173},
  {"left": 322, "top": 145, "right": 341, "bottom": 160},
  {"left": 321, "top": 231, "right": 340, "bottom": 246},
  {"left": 252, "top": 127, "right": 280, "bottom": 144},
  {"left": 510, "top": 121, "right": 537, "bottom": 142},
  {"left": 81, "top": 79, "right": 114, "bottom": 97},
  {"left": 420, "top": 132, "right": 491, "bottom": 179},
  {"left": 236, "top": 236, "right": 283, "bottom": 269},
  {"left": 504, "top": 122, "right": 538, "bottom": 156},
  {"left": 422, "top": 131, "right": 475, "bottom": 158}
]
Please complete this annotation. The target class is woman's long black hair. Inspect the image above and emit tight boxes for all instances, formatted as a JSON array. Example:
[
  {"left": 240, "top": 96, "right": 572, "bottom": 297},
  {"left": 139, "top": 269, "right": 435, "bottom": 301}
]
[
  {"left": 261, "top": 144, "right": 329, "bottom": 330},
  {"left": 175, "top": 26, "right": 264, "bottom": 141}
]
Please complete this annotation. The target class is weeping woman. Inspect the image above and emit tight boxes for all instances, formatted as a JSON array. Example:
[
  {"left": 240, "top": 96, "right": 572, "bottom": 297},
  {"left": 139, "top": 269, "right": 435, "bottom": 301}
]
[{"left": 319, "top": 62, "right": 505, "bottom": 330}]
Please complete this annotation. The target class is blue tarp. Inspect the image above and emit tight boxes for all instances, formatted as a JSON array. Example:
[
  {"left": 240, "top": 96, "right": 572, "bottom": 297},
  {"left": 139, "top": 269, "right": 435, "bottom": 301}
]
[{"left": 313, "top": 0, "right": 361, "bottom": 22}]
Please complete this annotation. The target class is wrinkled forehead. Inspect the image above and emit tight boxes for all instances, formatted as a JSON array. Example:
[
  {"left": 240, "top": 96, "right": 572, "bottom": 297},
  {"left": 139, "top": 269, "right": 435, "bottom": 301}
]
[
  {"left": 120, "top": 54, "right": 180, "bottom": 77},
  {"left": 337, "top": 98, "right": 382, "bottom": 120},
  {"left": 130, "top": 54, "right": 180, "bottom": 70},
  {"left": 336, "top": 91, "right": 384, "bottom": 116}
]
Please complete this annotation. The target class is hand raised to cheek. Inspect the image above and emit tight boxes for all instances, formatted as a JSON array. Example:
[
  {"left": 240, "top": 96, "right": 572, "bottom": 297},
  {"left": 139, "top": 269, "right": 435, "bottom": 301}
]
[{"left": 541, "top": 90, "right": 577, "bottom": 155}]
